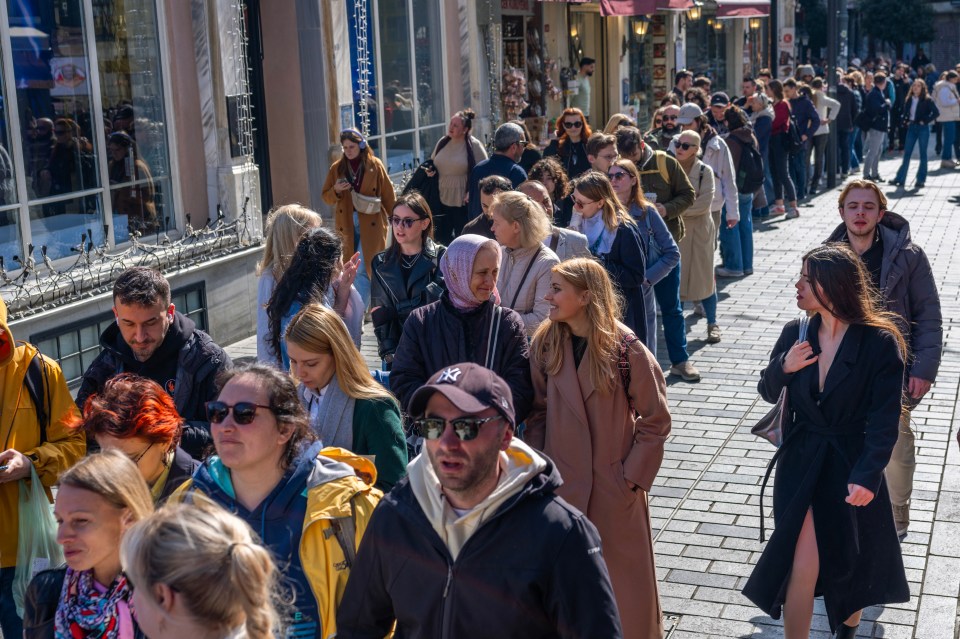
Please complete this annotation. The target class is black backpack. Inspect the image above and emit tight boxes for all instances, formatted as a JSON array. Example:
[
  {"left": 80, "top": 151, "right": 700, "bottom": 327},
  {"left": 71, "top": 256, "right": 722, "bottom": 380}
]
[
  {"left": 783, "top": 114, "right": 803, "bottom": 154},
  {"left": 731, "top": 137, "right": 765, "bottom": 193},
  {"left": 23, "top": 352, "right": 51, "bottom": 443}
]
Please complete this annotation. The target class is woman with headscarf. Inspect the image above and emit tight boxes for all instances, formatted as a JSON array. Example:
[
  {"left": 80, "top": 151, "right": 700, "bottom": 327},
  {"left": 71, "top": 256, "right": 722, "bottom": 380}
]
[{"left": 390, "top": 234, "right": 533, "bottom": 422}]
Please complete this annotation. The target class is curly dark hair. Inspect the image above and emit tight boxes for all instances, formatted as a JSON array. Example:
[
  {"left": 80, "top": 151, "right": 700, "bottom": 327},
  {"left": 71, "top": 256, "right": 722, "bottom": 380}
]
[
  {"left": 214, "top": 364, "right": 317, "bottom": 471},
  {"left": 266, "top": 227, "right": 342, "bottom": 356},
  {"left": 528, "top": 156, "right": 571, "bottom": 205}
]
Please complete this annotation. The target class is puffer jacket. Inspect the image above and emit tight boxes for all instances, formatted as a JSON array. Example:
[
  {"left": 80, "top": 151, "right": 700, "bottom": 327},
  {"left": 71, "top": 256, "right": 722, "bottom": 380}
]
[
  {"left": 173, "top": 446, "right": 382, "bottom": 639},
  {"left": 390, "top": 294, "right": 533, "bottom": 422},
  {"left": 370, "top": 238, "right": 446, "bottom": 362},
  {"left": 933, "top": 80, "right": 960, "bottom": 122},
  {"left": 497, "top": 243, "right": 560, "bottom": 336},
  {"left": 336, "top": 445, "right": 624, "bottom": 639},
  {"left": 76, "top": 312, "right": 230, "bottom": 459},
  {"left": 826, "top": 212, "right": 942, "bottom": 384}
]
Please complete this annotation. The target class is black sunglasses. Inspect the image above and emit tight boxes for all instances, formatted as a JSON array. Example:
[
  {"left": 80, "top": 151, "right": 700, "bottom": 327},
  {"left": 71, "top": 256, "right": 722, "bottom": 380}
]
[
  {"left": 662, "top": 115, "right": 678, "bottom": 121},
  {"left": 563, "top": 121, "right": 584, "bottom": 129},
  {"left": 677, "top": 142, "right": 698, "bottom": 150},
  {"left": 608, "top": 171, "right": 629, "bottom": 181},
  {"left": 206, "top": 401, "right": 273, "bottom": 425},
  {"left": 412, "top": 415, "right": 505, "bottom": 441},
  {"left": 389, "top": 216, "right": 424, "bottom": 229}
]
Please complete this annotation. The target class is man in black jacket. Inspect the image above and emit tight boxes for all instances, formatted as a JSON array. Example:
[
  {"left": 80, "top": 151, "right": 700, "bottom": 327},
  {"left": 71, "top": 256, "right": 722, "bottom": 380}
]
[
  {"left": 76, "top": 267, "right": 231, "bottom": 459},
  {"left": 337, "top": 363, "right": 623, "bottom": 639},
  {"left": 826, "top": 180, "right": 942, "bottom": 539}
]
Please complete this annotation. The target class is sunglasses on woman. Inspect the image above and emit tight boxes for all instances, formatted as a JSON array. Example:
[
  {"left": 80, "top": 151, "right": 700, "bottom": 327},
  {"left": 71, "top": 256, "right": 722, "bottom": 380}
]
[
  {"left": 563, "top": 121, "right": 584, "bottom": 129},
  {"left": 390, "top": 216, "right": 423, "bottom": 228},
  {"left": 607, "top": 171, "right": 629, "bottom": 181},
  {"left": 411, "top": 415, "right": 505, "bottom": 441},
  {"left": 206, "top": 401, "right": 273, "bottom": 425},
  {"left": 676, "top": 142, "right": 698, "bottom": 151}
]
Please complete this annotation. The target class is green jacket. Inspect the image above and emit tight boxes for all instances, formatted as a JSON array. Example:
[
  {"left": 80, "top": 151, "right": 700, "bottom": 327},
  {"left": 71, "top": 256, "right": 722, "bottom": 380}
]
[
  {"left": 352, "top": 397, "right": 408, "bottom": 491},
  {"left": 636, "top": 147, "right": 695, "bottom": 242}
]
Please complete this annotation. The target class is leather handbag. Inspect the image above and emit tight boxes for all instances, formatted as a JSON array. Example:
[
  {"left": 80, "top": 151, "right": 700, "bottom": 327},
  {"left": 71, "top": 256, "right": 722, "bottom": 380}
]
[{"left": 751, "top": 314, "right": 808, "bottom": 447}]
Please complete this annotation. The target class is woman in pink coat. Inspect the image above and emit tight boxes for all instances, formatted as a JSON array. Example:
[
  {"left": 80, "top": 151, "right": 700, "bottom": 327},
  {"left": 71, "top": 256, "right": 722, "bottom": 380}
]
[{"left": 526, "top": 257, "right": 672, "bottom": 639}]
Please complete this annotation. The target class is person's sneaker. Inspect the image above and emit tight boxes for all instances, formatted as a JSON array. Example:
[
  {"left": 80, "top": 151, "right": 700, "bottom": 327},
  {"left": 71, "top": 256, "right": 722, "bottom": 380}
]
[
  {"left": 715, "top": 266, "right": 744, "bottom": 278},
  {"left": 786, "top": 208, "right": 801, "bottom": 219},
  {"left": 892, "top": 504, "right": 909, "bottom": 541},
  {"left": 669, "top": 361, "right": 701, "bottom": 382},
  {"left": 707, "top": 324, "right": 721, "bottom": 344},
  {"left": 916, "top": 182, "right": 925, "bottom": 188},
  {"left": 767, "top": 206, "right": 786, "bottom": 218},
  {"left": 890, "top": 179, "right": 904, "bottom": 187},
  {"left": 850, "top": 166, "right": 861, "bottom": 174},
  {"left": 942, "top": 159, "right": 958, "bottom": 169}
]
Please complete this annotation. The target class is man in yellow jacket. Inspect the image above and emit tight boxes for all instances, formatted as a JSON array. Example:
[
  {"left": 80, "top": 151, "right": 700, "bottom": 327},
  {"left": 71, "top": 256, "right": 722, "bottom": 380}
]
[{"left": 0, "top": 297, "right": 85, "bottom": 638}]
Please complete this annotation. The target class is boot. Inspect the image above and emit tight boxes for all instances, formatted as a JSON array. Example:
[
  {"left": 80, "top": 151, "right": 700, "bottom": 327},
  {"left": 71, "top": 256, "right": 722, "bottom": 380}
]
[{"left": 835, "top": 623, "right": 858, "bottom": 639}]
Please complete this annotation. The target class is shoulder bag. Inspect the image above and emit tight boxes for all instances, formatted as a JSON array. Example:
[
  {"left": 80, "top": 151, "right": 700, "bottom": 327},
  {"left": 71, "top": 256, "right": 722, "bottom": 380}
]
[{"left": 750, "top": 315, "right": 808, "bottom": 447}]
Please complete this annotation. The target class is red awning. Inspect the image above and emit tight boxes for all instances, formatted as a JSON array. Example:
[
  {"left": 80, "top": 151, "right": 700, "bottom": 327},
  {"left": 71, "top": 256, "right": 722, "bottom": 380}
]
[
  {"left": 715, "top": 0, "right": 770, "bottom": 17},
  {"left": 599, "top": 0, "right": 659, "bottom": 16},
  {"left": 656, "top": 0, "right": 695, "bottom": 10}
]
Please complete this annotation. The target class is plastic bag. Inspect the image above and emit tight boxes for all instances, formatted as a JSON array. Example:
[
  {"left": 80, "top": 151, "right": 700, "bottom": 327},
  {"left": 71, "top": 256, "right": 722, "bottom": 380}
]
[{"left": 13, "top": 465, "right": 63, "bottom": 617}]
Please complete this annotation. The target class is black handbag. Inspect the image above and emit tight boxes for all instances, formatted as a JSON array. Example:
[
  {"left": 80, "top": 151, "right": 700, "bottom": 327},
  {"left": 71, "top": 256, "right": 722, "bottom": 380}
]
[{"left": 751, "top": 387, "right": 789, "bottom": 447}]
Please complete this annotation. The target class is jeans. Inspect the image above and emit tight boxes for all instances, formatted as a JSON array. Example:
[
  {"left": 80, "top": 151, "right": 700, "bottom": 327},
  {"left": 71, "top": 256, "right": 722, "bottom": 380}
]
[
  {"left": 854, "top": 128, "right": 863, "bottom": 167},
  {"left": 0, "top": 567, "right": 22, "bottom": 639},
  {"left": 894, "top": 123, "right": 930, "bottom": 185},
  {"left": 838, "top": 129, "right": 852, "bottom": 173},
  {"left": 810, "top": 134, "right": 828, "bottom": 188},
  {"left": 642, "top": 283, "right": 657, "bottom": 358},
  {"left": 769, "top": 134, "right": 796, "bottom": 202},
  {"left": 700, "top": 291, "right": 718, "bottom": 324},
  {"left": 942, "top": 121, "right": 957, "bottom": 161},
  {"left": 719, "top": 195, "right": 754, "bottom": 272},
  {"left": 653, "top": 263, "right": 689, "bottom": 366},
  {"left": 352, "top": 211, "right": 372, "bottom": 307},
  {"left": 788, "top": 146, "right": 808, "bottom": 199},
  {"left": 862, "top": 129, "right": 886, "bottom": 178}
]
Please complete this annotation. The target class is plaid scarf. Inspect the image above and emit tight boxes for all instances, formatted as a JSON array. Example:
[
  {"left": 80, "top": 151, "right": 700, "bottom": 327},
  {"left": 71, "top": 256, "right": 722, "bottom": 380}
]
[{"left": 55, "top": 568, "right": 132, "bottom": 639}]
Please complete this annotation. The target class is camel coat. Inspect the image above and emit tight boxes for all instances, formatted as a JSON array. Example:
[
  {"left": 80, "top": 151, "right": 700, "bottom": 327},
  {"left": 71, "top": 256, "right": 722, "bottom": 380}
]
[
  {"left": 526, "top": 327, "right": 672, "bottom": 639},
  {"left": 322, "top": 154, "right": 396, "bottom": 277},
  {"left": 678, "top": 159, "right": 717, "bottom": 302}
]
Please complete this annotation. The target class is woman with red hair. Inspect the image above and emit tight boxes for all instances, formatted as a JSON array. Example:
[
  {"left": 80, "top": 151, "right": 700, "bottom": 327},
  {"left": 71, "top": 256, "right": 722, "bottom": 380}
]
[
  {"left": 77, "top": 373, "right": 198, "bottom": 502},
  {"left": 544, "top": 107, "right": 592, "bottom": 180}
]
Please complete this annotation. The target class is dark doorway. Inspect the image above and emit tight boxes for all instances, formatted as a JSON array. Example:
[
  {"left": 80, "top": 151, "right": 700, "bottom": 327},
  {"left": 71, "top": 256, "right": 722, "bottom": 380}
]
[{"left": 242, "top": 0, "right": 273, "bottom": 213}]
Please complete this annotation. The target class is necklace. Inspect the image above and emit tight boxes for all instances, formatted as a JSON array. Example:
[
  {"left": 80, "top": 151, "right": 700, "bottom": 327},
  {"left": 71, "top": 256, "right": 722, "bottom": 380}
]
[{"left": 400, "top": 251, "right": 422, "bottom": 269}]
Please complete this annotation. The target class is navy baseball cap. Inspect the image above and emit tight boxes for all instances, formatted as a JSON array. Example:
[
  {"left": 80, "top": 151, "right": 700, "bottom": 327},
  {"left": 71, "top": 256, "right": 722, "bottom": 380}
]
[{"left": 409, "top": 363, "right": 516, "bottom": 428}]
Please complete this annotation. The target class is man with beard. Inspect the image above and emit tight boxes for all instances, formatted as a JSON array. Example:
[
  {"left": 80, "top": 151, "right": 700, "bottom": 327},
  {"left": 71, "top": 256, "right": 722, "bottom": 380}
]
[
  {"left": 76, "top": 267, "right": 231, "bottom": 458},
  {"left": 569, "top": 57, "right": 596, "bottom": 121},
  {"left": 825, "top": 180, "right": 942, "bottom": 540},
  {"left": 337, "top": 363, "right": 623, "bottom": 638},
  {"left": 672, "top": 69, "right": 693, "bottom": 101},
  {"left": 645, "top": 103, "right": 682, "bottom": 151}
]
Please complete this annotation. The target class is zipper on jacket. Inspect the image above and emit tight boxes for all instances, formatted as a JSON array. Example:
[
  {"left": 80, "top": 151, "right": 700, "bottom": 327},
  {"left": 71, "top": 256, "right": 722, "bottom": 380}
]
[{"left": 440, "top": 564, "right": 454, "bottom": 639}]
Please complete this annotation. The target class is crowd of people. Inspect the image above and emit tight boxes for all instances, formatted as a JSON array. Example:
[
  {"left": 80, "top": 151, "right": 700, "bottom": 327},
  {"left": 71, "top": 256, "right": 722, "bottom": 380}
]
[{"left": 0, "top": 52, "right": 951, "bottom": 639}]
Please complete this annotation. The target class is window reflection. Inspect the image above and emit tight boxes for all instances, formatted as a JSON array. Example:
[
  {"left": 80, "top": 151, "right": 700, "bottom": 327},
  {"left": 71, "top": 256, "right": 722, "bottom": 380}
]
[
  {"left": 29, "top": 193, "right": 104, "bottom": 261},
  {"left": 107, "top": 131, "right": 157, "bottom": 236},
  {"left": 377, "top": 3, "right": 413, "bottom": 134}
]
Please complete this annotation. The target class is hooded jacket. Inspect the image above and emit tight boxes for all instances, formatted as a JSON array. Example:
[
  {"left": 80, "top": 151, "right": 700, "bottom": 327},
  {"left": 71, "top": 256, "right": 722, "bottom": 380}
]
[
  {"left": 173, "top": 446, "right": 382, "bottom": 639},
  {"left": 826, "top": 212, "right": 941, "bottom": 384},
  {"left": 76, "top": 311, "right": 231, "bottom": 459},
  {"left": 336, "top": 440, "right": 624, "bottom": 638},
  {"left": 933, "top": 79, "right": 960, "bottom": 123}
]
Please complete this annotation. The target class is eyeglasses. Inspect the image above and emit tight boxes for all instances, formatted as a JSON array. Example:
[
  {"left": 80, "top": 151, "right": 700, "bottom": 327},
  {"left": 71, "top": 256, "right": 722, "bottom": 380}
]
[
  {"left": 411, "top": 415, "right": 505, "bottom": 441},
  {"left": 607, "top": 171, "right": 629, "bottom": 181},
  {"left": 389, "top": 216, "right": 423, "bottom": 228},
  {"left": 127, "top": 443, "right": 154, "bottom": 465},
  {"left": 662, "top": 115, "right": 678, "bottom": 122},
  {"left": 563, "top": 121, "right": 584, "bottom": 129},
  {"left": 573, "top": 197, "right": 598, "bottom": 208},
  {"left": 205, "top": 401, "right": 273, "bottom": 425},
  {"left": 677, "top": 142, "right": 698, "bottom": 151}
]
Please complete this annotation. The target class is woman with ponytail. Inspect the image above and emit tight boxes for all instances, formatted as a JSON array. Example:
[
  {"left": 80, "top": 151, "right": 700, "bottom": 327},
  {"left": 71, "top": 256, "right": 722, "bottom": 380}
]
[
  {"left": 743, "top": 243, "right": 909, "bottom": 639},
  {"left": 122, "top": 500, "right": 282, "bottom": 639}
]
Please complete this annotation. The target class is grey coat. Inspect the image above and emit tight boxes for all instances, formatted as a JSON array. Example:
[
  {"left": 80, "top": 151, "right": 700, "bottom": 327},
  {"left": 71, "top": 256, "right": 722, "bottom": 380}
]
[{"left": 826, "top": 212, "right": 942, "bottom": 384}]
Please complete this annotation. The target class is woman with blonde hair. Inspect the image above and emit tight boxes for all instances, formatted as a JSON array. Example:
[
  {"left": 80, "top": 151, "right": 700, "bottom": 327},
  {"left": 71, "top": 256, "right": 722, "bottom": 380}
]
[
  {"left": 527, "top": 257, "right": 671, "bottom": 639},
  {"left": 607, "top": 158, "right": 680, "bottom": 357},
  {"left": 256, "top": 204, "right": 323, "bottom": 366},
  {"left": 121, "top": 500, "right": 281, "bottom": 639},
  {"left": 602, "top": 113, "right": 636, "bottom": 135},
  {"left": 490, "top": 191, "right": 559, "bottom": 336},
  {"left": 23, "top": 451, "right": 154, "bottom": 639},
  {"left": 285, "top": 304, "right": 407, "bottom": 490},
  {"left": 568, "top": 170, "right": 648, "bottom": 343}
]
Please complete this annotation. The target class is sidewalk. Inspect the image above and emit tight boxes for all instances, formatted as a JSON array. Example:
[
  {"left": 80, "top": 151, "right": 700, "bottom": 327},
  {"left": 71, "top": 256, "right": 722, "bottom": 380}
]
[{"left": 225, "top": 152, "right": 960, "bottom": 638}]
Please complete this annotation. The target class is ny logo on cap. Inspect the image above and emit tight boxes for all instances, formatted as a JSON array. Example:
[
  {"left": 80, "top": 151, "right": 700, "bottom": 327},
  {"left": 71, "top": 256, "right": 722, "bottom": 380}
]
[{"left": 436, "top": 367, "right": 463, "bottom": 384}]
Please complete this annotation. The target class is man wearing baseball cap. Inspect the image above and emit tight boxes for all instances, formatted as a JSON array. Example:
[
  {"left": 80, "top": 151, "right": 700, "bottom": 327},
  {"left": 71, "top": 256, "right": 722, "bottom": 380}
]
[
  {"left": 465, "top": 122, "right": 528, "bottom": 220},
  {"left": 338, "top": 363, "right": 623, "bottom": 638},
  {"left": 0, "top": 297, "right": 84, "bottom": 639},
  {"left": 709, "top": 92, "right": 731, "bottom": 135}
]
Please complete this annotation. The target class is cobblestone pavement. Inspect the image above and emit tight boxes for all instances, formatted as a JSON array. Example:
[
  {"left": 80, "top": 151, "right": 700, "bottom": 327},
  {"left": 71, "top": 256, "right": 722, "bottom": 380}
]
[{"left": 226, "top": 152, "right": 960, "bottom": 638}]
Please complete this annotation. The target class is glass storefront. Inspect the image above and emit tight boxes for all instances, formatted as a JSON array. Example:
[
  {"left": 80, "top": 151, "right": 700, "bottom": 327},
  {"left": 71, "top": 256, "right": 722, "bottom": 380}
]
[
  {"left": 347, "top": 0, "right": 446, "bottom": 176},
  {"left": 627, "top": 17, "right": 656, "bottom": 132},
  {"left": 685, "top": 12, "right": 729, "bottom": 92},
  {"left": 1, "top": 0, "right": 174, "bottom": 266}
]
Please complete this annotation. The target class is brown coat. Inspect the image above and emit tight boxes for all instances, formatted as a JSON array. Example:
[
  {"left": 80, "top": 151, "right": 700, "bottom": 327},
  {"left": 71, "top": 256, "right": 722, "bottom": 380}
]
[
  {"left": 322, "top": 154, "right": 396, "bottom": 277},
  {"left": 678, "top": 159, "right": 717, "bottom": 302},
  {"left": 526, "top": 328, "right": 671, "bottom": 639}
]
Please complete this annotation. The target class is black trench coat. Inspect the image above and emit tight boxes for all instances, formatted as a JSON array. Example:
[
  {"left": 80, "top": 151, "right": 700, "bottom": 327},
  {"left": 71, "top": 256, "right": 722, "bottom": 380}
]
[{"left": 742, "top": 316, "right": 909, "bottom": 632}]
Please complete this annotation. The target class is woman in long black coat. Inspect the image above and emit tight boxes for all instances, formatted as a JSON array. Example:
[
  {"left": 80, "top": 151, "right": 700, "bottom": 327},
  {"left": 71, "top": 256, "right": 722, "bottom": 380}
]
[{"left": 743, "top": 244, "right": 909, "bottom": 639}]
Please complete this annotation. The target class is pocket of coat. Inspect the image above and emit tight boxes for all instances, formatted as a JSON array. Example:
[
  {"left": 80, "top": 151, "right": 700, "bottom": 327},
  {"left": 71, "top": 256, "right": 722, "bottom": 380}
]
[{"left": 613, "top": 460, "right": 636, "bottom": 501}]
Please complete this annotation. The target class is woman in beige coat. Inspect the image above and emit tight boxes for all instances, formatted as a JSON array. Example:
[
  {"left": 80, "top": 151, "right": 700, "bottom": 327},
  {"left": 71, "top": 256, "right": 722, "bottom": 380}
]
[
  {"left": 491, "top": 191, "right": 560, "bottom": 336},
  {"left": 675, "top": 130, "right": 721, "bottom": 344},
  {"left": 527, "top": 257, "right": 672, "bottom": 639},
  {"left": 321, "top": 128, "right": 396, "bottom": 305}
]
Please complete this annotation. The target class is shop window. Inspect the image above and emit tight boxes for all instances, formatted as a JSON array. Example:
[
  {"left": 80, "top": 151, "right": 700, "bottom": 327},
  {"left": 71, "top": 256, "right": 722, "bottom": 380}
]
[
  {"left": 347, "top": 0, "right": 446, "bottom": 175},
  {"left": 3, "top": 0, "right": 176, "bottom": 269},
  {"left": 30, "top": 282, "right": 207, "bottom": 387},
  {"left": 628, "top": 17, "right": 655, "bottom": 131},
  {"left": 685, "top": 14, "right": 728, "bottom": 92}
]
